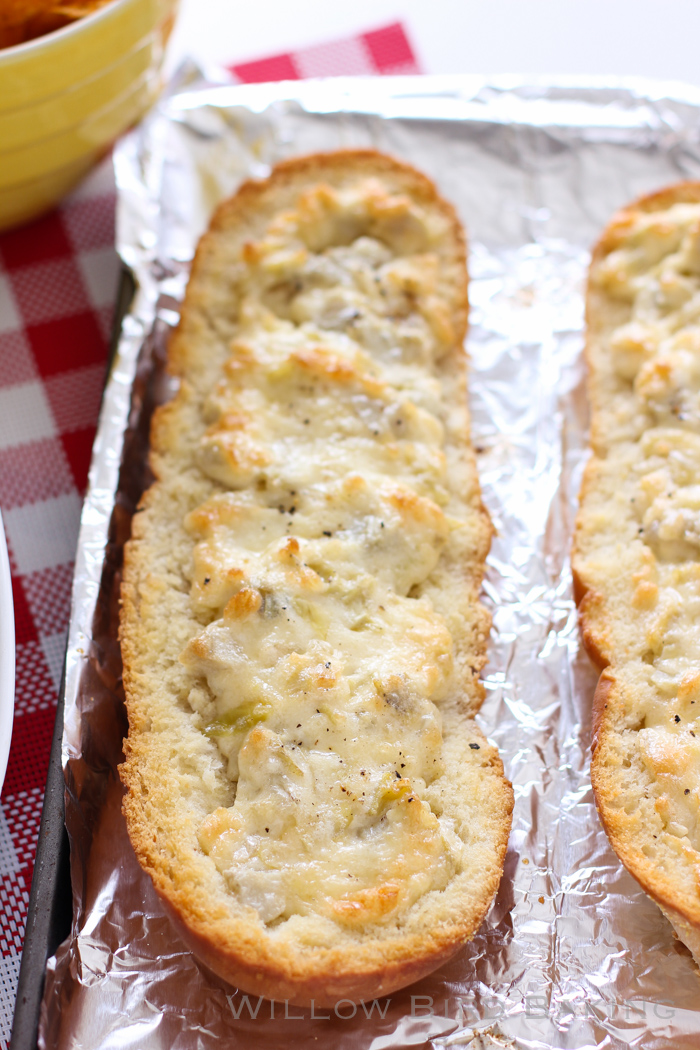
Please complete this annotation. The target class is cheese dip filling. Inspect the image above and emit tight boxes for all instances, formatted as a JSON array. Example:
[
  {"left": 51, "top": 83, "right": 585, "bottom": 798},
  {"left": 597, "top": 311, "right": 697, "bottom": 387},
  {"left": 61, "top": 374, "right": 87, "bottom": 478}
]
[{"left": 181, "top": 178, "right": 462, "bottom": 927}]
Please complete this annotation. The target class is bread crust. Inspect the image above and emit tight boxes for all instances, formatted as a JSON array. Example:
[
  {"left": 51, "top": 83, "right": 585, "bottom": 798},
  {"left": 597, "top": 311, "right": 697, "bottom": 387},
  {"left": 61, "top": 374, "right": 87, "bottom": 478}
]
[
  {"left": 130, "top": 715, "right": 508, "bottom": 1006},
  {"left": 574, "top": 181, "right": 700, "bottom": 962},
  {"left": 120, "top": 149, "right": 513, "bottom": 1004}
]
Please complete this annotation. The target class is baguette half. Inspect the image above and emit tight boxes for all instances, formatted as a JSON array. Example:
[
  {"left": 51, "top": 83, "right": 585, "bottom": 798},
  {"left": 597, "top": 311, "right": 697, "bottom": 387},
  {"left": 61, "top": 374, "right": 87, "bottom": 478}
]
[
  {"left": 574, "top": 182, "right": 700, "bottom": 964},
  {"left": 120, "top": 149, "right": 513, "bottom": 1005}
]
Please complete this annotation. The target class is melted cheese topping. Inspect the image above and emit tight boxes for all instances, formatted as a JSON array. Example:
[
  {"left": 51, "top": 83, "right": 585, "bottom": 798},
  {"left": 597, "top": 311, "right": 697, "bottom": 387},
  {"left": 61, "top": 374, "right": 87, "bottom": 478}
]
[
  {"left": 586, "top": 201, "right": 700, "bottom": 857},
  {"left": 181, "top": 180, "right": 468, "bottom": 926}
]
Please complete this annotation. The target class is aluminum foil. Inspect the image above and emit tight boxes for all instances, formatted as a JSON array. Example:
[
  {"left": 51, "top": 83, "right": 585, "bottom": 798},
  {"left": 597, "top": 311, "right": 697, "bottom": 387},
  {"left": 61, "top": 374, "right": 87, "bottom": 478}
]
[{"left": 39, "top": 68, "right": 700, "bottom": 1049}]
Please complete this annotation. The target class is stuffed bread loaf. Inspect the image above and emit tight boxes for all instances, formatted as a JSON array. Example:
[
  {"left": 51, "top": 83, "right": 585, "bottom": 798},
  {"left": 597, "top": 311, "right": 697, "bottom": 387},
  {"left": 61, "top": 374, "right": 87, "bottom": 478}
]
[
  {"left": 574, "top": 182, "right": 700, "bottom": 963},
  {"left": 119, "top": 150, "right": 513, "bottom": 1006}
]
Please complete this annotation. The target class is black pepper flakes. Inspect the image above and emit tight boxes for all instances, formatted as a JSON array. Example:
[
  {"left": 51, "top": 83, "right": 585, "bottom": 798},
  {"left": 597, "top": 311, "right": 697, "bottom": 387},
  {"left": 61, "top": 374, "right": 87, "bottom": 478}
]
[{"left": 469, "top": 743, "right": 481, "bottom": 750}]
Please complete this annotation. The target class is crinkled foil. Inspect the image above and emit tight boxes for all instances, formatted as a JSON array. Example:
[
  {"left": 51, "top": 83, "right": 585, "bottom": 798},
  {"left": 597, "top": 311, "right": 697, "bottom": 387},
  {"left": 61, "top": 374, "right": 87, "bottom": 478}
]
[{"left": 39, "top": 69, "right": 700, "bottom": 1049}]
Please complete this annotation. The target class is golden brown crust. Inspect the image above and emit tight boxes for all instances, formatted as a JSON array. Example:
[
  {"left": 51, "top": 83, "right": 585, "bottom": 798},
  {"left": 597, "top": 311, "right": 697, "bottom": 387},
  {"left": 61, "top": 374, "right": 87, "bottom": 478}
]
[
  {"left": 574, "top": 181, "right": 700, "bottom": 962},
  {"left": 590, "top": 670, "right": 613, "bottom": 752},
  {"left": 595, "top": 181, "right": 700, "bottom": 257},
  {"left": 590, "top": 671, "right": 700, "bottom": 928},
  {"left": 120, "top": 149, "right": 513, "bottom": 1004},
  {"left": 163, "top": 901, "right": 462, "bottom": 1006}
]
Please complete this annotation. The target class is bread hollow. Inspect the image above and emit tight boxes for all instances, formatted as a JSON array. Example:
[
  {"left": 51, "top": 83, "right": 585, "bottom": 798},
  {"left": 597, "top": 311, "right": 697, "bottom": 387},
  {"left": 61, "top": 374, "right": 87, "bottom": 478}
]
[{"left": 119, "top": 149, "right": 514, "bottom": 1005}]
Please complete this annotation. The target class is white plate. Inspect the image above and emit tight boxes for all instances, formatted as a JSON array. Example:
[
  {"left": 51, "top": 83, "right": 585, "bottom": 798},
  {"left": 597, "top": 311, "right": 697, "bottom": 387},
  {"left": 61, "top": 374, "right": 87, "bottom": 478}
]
[{"left": 0, "top": 509, "right": 15, "bottom": 795}]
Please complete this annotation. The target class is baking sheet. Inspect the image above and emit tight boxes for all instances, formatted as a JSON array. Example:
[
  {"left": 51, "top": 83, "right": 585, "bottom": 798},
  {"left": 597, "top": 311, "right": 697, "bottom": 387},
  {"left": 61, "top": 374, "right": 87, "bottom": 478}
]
[
  {"left": 0, "top": 507, "right": 15, "bottom": 795},
  {"left": 38, "top": 68, "right": 700, "bottom": 1049}
]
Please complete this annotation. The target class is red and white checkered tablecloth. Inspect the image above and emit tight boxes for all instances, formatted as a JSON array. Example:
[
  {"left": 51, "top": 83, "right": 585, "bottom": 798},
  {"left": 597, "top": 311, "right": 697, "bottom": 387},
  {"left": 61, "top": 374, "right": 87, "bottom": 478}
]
[{"left": 0, "top": 21, "right": 420, "bottom": 1047}]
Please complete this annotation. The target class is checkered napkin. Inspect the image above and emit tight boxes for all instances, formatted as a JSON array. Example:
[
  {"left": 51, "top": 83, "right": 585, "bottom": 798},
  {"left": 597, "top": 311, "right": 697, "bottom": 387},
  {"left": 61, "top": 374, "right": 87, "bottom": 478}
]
[{"left": 0, "top": 22, "right": 420, "bottom": 1047}]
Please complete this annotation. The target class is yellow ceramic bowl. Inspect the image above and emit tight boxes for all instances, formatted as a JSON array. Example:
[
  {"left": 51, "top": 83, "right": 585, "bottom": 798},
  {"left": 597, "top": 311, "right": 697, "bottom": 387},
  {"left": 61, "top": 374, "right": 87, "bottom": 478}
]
[{"left": 0, "top": 0, "right": 177, "bottom": 231}]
